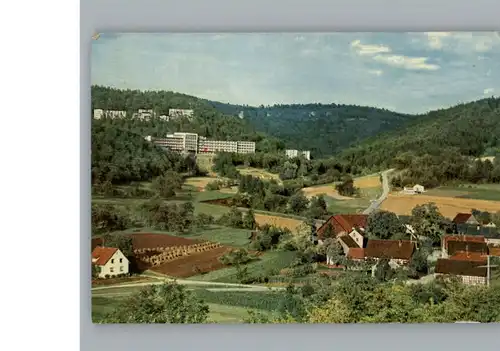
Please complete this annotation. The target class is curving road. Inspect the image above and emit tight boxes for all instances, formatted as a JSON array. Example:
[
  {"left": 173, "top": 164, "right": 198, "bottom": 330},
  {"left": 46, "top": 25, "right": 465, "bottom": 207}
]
[{"left": 362, "top": 169, "right": 394, "bottom": 215}]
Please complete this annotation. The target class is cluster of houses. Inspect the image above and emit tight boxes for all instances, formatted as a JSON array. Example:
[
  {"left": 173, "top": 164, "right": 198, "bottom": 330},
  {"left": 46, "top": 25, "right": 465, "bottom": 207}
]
[
  {"left": 315, "top": 212, "right": 500, "bottom": 286},
  {"left": 91, "top": 211, "right": 499, "bottom": 286}
]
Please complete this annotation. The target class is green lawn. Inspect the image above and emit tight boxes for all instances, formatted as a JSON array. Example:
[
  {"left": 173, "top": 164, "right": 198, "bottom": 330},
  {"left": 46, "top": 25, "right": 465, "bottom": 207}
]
[
  {"left": 188, "top": 251, "right": 298, "bottom": 283},
  {"left": 178, "top": 226, "right": 252, "bottom": 247},
  {"left": 424, "top": 184, "right": 500, "bottom": 201},
  {"left": 324, "top": 196, "right": 369, "bottom": 214}
]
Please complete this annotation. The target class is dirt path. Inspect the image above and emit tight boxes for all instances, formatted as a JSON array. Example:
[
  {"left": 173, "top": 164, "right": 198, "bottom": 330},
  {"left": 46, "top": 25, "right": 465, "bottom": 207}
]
[{"left": 91, "top": 276, "right": 285, "bottom": 292}]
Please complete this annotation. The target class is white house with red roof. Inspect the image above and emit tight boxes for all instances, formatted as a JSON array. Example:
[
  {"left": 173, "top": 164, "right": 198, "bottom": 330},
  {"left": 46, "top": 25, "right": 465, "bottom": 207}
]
[{"left": 91, "top": 246, "right": 129, "bottom": 278}]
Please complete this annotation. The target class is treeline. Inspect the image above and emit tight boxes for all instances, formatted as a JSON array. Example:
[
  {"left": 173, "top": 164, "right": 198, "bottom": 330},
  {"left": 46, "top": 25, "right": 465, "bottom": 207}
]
[
  {"left": 212, "top": 151, "right": 352, "bottom": 184},
  {"left": 215, "top": 173, "right": 329, "bottom": 219},
  {"left": 246, "top": 274, "right": 500, "bottom": 323},
  {"left": 91, "top": 121, "right": 198, "bottom": 184},
  {"left": 391, "top": 153, "right": 500, "bottom": 188},
  {"left": 338, "top": 97, "right": 500, "bottom": 187},
  {"left": 208, "top": 100, "right": 418, "bottom": 158},
  {"left": 92, "top": 85, "right": 284, "bottom": 153}
]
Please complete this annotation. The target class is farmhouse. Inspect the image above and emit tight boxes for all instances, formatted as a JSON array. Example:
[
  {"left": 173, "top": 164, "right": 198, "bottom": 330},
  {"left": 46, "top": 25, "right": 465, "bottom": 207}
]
[
  {"left": 435, "top": 258, "right": 487, "bottom": 286},
  {"left": 403, "top": 184, "right": 425, "bottom": 195},
  {"left": 452, "top": 223, "right": 500, "bottom": 245},
  {"left": 441, "top": 235, "right": 487, "bottom": 258},
  {"left": 341, "top": 239, "right": 415, "bottom": 268},
  {"left": 92, "top": 246, "right": 130, "bottom": 278},
  {"left": 316, "top": 214, "right": 368, "bottom": 242},
  {"left": 452, "top": 213, "right": 479, "bottom": 225}
]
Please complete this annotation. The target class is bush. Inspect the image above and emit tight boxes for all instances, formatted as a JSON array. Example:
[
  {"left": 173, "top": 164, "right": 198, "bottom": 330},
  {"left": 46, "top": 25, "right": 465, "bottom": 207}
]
[{"left": 104, "top": 274, "right": 110, "bottom": 279}]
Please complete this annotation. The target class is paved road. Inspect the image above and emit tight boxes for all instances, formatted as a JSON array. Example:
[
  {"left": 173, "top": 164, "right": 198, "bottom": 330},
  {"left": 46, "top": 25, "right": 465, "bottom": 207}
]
[{"left": 362, "top": 169, "right": 394, "bottom": 215}]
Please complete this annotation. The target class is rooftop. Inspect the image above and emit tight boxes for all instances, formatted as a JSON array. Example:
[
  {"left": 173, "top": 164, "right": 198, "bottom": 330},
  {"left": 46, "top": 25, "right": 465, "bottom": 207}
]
[
  {"left": 91, "top": 246, "right": 118, "bottom": 266},
  {"left": 364, "top": 239, "right": 415, "bottom": 260},
  {"left": 435, "top": 258, "right": 487, "bottom": 278},
  {"left": 338, "top": 235, "right": 359, "bottom": 249}
]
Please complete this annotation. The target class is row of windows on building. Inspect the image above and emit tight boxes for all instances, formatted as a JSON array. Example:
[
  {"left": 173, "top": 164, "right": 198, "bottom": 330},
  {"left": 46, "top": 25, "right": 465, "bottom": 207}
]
[{"left": 145, "top": 132, "right": 256, "bottom": 155}]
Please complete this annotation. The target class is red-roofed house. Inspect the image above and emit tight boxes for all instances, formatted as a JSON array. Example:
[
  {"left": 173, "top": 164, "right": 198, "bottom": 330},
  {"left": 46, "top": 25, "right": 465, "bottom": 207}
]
[
  {"left": 344, "top": 239, "right": 415, "bottom": 268},
  {"left": 452, "top": 213, "right": 479, "bottom": 225},
  {"left": 317, "top": 214, "right": 368, "bottom": 244},
  {"left": 441, "top": 235, "right": 486, "bottom": 258},
  {"left": 92, "top": 246, "right": 129, "bottom": 278}
]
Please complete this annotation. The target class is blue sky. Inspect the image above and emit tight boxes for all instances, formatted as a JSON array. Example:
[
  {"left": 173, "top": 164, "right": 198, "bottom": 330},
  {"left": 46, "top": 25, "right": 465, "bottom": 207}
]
[{"left": 92, "top": 32, "right": 500, "bottom": 114}]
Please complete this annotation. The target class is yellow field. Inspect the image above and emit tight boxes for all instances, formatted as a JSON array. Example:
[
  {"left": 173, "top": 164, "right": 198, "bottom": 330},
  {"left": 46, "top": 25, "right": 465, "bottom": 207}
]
[
  {"left": 254, "top": 213, "right": 304, "bottom": 232},
  {"left": 302, "top": 185, "right": 352, "bottom": 200},
  {"left": 380, "top": 194, "right": 500, "bottom": 219},
  {"left": 302, "top": 174, "right": 381, "bottom": 200},
  {"left": 354, "top": 174, "right": 381, "bottom": 189},
  {"left": 238, "top": 167, "right": 281, "bottom": 183}
]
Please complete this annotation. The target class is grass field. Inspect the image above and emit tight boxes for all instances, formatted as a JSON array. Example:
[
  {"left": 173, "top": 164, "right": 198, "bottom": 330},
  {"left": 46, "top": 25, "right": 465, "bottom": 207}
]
[
  {"left": 176, "top": 226, "right": 252, "bottom": 247},
  {"left": 302, "top": 173, "right": 382, "bottom": 202},
  {"left": 381, "top": 193, "right": 500, "bottom": 219},
  {"left": 424, "top": 184, "right": 500, "bottom": 202},
  {"left": 184, "top": 176, "right": 218, "bottom": 191},
  {"left": 188, "top": 251, "right": 298, "bottom": 283},
  {"left": 324, "top": 196, "right": 369, "bottom": 214},
  {"left": 354, "top": 173, "right": 382, "bottom": 189},
  {"left": 237, "top": 167, "right": 281, "bottom": 183}
]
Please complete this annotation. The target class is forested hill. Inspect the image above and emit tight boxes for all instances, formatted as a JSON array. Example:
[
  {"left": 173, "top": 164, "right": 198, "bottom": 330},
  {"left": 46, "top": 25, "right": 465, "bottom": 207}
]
[
  {"left": 338, "top": 97, "right": 500, "bottom": 169},
  {"left": 337, "top": 97, "right": 500, "bottom": 187},
  {"left": 91, "top": 121, "right": 196, "bottom": 184},
  {"left": 207, "top": 100, "right": 418, "bottom": 157},
  {"left": 91, "top": 86, "right": 284, "bottom": 153}
]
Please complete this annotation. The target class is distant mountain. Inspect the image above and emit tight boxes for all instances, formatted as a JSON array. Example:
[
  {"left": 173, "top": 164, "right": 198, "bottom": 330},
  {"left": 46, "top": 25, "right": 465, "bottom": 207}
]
[{"left": 207, "top": 100, "right": 419, "bottom": 158}]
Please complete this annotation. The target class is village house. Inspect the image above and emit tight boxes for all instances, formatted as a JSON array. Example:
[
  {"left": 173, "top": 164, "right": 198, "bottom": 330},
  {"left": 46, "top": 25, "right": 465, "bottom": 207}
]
[
  {"left": 316, "top": 214, "right": 368, "bottom": 243},
  {"left": 341, "top": 239, "right": 416, "bottom": 269},
  {"left": 452, "top": 222, "right": 500, "bottom": 246},
  {"left": 92, "top": 246, "right": 130, "bottom": 278},
  {"left": 452, "top": 213, "right": 479, "bottom": 226},
  {"left": 441, "top": 234, "right": 488, "bottom": 258},
  {"left": 435, "top": 258, "right": 488, "bottom": 286},
  {"left": 402, "top": 184, "right": 425, "bottom": 195}
]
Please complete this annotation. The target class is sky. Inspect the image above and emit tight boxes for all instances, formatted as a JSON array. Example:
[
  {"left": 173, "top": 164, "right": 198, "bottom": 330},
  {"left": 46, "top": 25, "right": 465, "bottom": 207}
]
[{"left": 92, "top": 32, "right": 500, "bottom": 114}]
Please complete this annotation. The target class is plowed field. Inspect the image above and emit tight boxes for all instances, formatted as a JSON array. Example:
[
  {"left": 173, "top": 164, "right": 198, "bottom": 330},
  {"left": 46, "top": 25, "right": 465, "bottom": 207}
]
[{"left": 151, "top": 246, "right": 231, "bottom": 277}]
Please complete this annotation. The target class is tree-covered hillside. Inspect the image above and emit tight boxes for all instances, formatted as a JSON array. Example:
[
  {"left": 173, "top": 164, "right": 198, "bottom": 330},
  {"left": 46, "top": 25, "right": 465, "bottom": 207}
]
[
  {"left": 207, "top": 100, "right": 418, "bottom": 157},
  {"left": 91, "top": 86, "right": 284, "bottom": 153},
  {"left": 337, "top": 97, "right": 500, "bottom": 187},
  {"left": 91, "top": 120, "right": 196, "bottom": 184}
]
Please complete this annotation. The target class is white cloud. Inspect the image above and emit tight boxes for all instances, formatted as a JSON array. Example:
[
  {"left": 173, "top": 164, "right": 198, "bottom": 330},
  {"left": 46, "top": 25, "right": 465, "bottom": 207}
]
[
  {"left": 372, "top": 54, "right": 440, "bottom": 71},
  {"left": 425, "top": 32, "right": 452, "bottom": 50},
  {"left": 424, "top": 32, "right": 500, "bottom": 53},
  {"left": 484, "top": 88, "right": 495, "bottom": 95},
  {"left": 350, "top": 40, "right": 391, "bottom": 56},
  {"left": 368, "top": 69, "right": 383, "bottom": 76}
]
